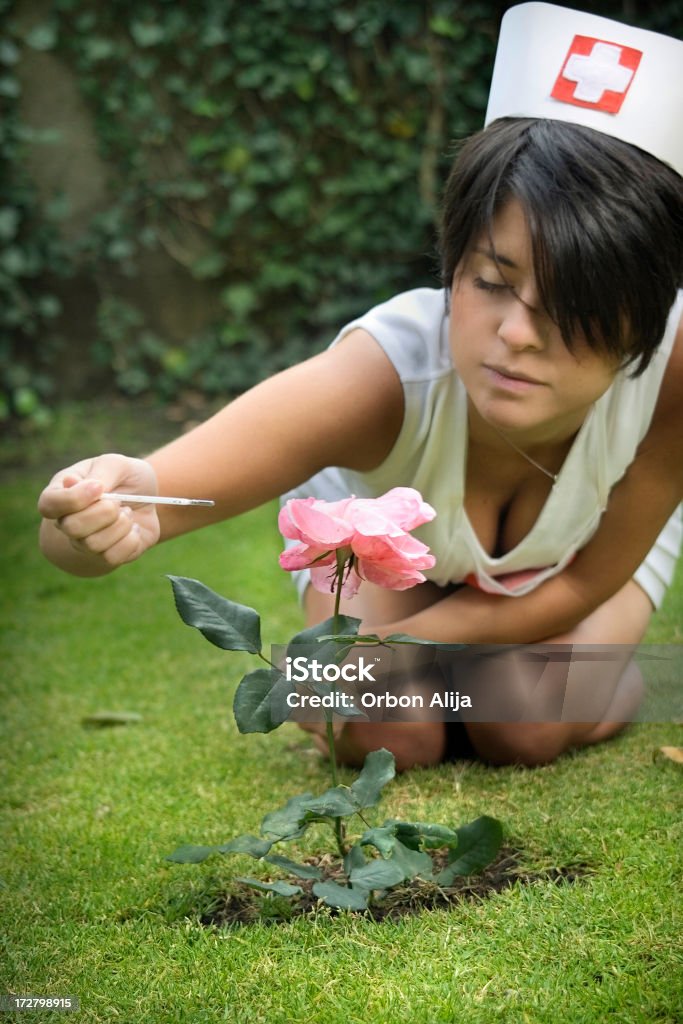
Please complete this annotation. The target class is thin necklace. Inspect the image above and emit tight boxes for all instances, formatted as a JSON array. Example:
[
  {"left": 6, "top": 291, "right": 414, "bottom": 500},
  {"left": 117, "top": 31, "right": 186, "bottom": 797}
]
[{"left": 489, "top": 424, "right": 559, "bottom": 483}]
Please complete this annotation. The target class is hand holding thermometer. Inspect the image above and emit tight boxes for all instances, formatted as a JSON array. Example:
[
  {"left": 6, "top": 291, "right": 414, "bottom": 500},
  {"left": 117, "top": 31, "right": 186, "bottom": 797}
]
[{"left": 102, "top": 493, "right": 215, "bottom": 507}]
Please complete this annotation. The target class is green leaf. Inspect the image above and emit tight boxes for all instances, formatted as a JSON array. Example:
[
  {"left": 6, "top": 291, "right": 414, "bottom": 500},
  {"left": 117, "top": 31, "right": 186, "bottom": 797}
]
[
  {"left": 233, "top": 668, "right": 293, "bottom": 734},
  {"left": 264, "top": 855, "right": 323, "bottom": 880},
  {"left": 25, "top": 23, "right": 57, "bottom": 51},
  {"left": 320, "top": 699, "right": 368, "bottom": 720},
  {"left": 343, "top": 843, "right": 367, "bottom": 877},
  {"left": 429, "top": 16, "right": 466, "bottom": 40},
  {"left": 165, "top": 833, "right": 273, "bottom": 864},
  {"left": 0, "top": 207, "right": 19, "bottom": 241},
  {"left": 191, "top": 251, "right": 227, "bottom": 280},
  {"left": 167, "top": 576, "right": 261, "bottom": 654},
  {"left": 357, "top": 829, "right": 439, "bottom": 881},
  {"left": 358, "top": 825, "right": 398, "bottom": 858},
  {"left": 350, "top": 857, "right": 405, "bottom": 890},
  {"left": 312, "top": 880, "right": 368, "bottom": 911},
  {"left": 288, "top": 615, "right": 362, "bottom": 649},
  {"left": 383, "top": 633, "right": 465, "bottom": 648},
  {"left": 386, "top": 820, "right": 459, "bottom": 851},
  {"left": 303, "top": 787, "right": 358, "bottom": 819},
  {"left": 217, "top": 834, "right": 273, "bottom": 858},
  {"left": 166, "top": 844, "right": 218, "bottom": 864},
  {"left": 387, "top": 839, "right": 433, "bottom": 881},
  {"left": 237, "top": 878, "right": 303, "bottom": 897},
  {"left": 436, "top": 816, "right": 503, "bottom": 885},
  {"left": 221, "top": 283, "right": 259, "bottom": 318},
  {"left": 314, "top": 633, "right": 382, "bottom": 645},
  {"left": 130, "top": 20, "right": 166, "bottom": 47},
  {"left": 261, "top": 793, "right": 315, "bottom": 841},
  {"left": 349, "top": 749, "right": 396, "bottom": 809}
]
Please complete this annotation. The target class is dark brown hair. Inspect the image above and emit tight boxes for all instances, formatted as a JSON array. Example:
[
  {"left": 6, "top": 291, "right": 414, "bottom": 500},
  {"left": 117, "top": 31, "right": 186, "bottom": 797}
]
[{"left": 439, "top": 118, "right": 683, "bottom": 375}]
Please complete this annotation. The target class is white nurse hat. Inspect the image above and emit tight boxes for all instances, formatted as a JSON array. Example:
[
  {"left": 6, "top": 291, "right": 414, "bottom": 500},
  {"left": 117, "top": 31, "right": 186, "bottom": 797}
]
[{"left": 484, "top": 2, "right": 683, "bottom": 177}]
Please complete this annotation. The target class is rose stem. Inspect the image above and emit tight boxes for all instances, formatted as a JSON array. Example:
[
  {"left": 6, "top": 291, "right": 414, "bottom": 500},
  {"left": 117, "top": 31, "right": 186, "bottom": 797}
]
[{"left": 326, "top": 558, "right": 347, "bottom": 860}]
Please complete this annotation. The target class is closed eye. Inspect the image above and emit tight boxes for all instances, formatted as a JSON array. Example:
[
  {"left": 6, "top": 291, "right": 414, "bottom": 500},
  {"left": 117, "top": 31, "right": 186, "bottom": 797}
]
[{"left": 473, "top": 276, "right": 513, "bottom": 294}]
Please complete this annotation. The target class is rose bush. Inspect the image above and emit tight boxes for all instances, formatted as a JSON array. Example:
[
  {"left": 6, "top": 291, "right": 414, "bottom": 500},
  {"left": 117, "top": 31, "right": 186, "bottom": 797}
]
[
  {"left": 278, "top": 487, "right": 436, "bottom": 595},
  {"left": 166, "top": 488, "right": 502, "bottom": 914}
]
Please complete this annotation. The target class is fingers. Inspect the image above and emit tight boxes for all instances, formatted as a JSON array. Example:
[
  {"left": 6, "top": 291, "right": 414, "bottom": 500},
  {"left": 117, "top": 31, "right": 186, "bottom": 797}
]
[
  {"left": 38, "top": 476, "right": 104, "bottom": 521},
  {"left": 38, "top": 453, "right": 157, "bottom": 522},
  {"left": 59, "top": 501, "right": 132, "bottom": 547},
  {"left": 38, "top": 454, "right": 160, "bottom": 574},
  {"left": 60, "top": 501, "right": 154, "bottom": 566}
]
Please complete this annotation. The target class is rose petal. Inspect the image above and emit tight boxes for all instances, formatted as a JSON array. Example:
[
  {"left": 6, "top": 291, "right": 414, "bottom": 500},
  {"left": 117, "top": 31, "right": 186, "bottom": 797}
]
[
  {"left": 279, "top": 489, "right": 436, "bottom": 594},
  {"left": 374, "top": 487, "right": 436, "bottom": 529},
  {"left": 281, "top": 498, "right": 354, "bottom": 547},
  {"left": 358, "top": 558, "right": 428, "bottom": 590},
  {"left": 310, "top": 563, "right": 361, "bottom": 597},
  {"left": 279, "top": 544, "right": 337, "bottom": 571}
]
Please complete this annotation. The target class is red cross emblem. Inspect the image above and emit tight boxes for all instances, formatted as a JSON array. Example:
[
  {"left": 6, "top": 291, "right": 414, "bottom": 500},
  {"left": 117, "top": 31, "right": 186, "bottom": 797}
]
[{"left": 551, "top": 35, "right": 643, "bottom": 114}]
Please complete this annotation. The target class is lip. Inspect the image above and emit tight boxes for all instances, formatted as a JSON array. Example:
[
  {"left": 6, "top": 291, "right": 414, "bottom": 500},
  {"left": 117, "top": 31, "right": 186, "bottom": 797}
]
[{"left": 483, "top": 365, "right": 545, "bottom": 390}]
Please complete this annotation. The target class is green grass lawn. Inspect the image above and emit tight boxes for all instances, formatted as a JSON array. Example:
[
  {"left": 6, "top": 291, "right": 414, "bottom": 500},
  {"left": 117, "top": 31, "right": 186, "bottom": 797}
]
[{"left": 1, "top": 419, "right": 682, "bottom": 1023}]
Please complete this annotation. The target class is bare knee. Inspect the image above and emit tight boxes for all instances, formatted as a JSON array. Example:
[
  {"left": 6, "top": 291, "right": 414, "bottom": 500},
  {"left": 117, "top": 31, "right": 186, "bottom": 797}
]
[
  {"left": 466, "top": 722, "right": 575, "bottom": 767},
  {"left": 331, "top": 721, "right": 447, "bottom": 773}
]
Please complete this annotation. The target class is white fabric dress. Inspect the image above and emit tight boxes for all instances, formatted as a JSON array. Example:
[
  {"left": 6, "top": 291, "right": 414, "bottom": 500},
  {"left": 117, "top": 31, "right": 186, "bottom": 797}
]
[{"left": 283, "top": 287, "right": 683, "bottom": 608}]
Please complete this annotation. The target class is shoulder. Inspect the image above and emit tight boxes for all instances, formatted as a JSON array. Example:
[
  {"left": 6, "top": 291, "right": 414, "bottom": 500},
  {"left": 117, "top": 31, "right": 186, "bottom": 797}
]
[
  {"left": 636, "top": 298, "right": 683, "bottom": 486},
  {"left": 652, "top": 298, "right": 683, "bottom": 427},
  {"left": 332, "top": 287, "right": 452, "bottom": 383}
]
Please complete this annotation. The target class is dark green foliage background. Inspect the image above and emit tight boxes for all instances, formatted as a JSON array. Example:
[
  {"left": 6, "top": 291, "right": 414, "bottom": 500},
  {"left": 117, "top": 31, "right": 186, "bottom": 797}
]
[{"left": 1, "top": 0, "right": 681, "bottom": 417}]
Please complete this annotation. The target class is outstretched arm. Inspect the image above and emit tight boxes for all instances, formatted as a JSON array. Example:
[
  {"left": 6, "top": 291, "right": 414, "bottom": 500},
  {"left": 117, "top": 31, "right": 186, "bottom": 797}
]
[{"left": 38, "top": 330, "right": 404, "bottom": 576}]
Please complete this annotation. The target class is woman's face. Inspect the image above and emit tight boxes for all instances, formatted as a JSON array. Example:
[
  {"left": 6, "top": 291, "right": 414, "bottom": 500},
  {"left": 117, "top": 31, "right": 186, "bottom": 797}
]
[{"left": 449, "top": 200, "right": 621, "bottom": 445}]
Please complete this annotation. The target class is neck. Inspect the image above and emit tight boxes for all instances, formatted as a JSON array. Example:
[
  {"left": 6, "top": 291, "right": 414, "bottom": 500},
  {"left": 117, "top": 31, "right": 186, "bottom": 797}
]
[{"left": 467, "top": 400, "right": 588, "bottom": 471}]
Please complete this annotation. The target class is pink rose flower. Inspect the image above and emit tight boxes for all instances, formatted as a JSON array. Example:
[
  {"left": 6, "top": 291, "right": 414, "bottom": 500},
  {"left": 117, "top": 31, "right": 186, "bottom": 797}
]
[{"left": 278, "top": 487, "right": 436, "bottom": 596}]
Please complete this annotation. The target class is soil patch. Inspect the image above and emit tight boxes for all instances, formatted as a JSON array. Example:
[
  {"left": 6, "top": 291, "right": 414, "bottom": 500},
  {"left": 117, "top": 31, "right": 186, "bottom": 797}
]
[{"left": 198, "top": 847, "right": 590, "bottom": 927}]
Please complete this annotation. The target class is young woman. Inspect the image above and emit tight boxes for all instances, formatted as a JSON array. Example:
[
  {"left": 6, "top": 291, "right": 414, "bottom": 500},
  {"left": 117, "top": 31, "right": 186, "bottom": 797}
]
[{"left": 38, "top": 8, "right": 683, "bottom": 770}]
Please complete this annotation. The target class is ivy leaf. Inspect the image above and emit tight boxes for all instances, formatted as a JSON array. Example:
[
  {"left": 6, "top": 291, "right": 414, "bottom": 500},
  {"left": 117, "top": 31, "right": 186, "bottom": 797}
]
[
  {"left": 436, "top": 816, "right": 503, "bottom": 885},
  {"left": 349, "top": 748, "right": 396, "bottom": 809},
  {"left": 167, "top": 576, "right": 261, "bottom": 654},
  {"left": 312, "top": 880, "right": 369, "bottom": 911},
  {"left": 237, "top": 878, "right": 303, "bottom": 897},
  {"left": 129, "top": 21, "right": 166, "bottom": 47},
  {"left": 25, "top": 23, "right": 57, "bottom": 51},
  {"left": 233, "top": 668, "right": 293, "bottom": 734}
]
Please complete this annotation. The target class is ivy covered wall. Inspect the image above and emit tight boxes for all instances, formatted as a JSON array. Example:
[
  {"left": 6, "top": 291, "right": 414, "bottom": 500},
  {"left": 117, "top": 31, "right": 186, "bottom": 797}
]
[{"left": 1, "top": 0, "right": 681, "bottom": 419}]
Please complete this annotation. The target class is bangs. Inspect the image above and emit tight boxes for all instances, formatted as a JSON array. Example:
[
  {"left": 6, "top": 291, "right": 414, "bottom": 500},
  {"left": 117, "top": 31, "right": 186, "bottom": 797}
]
[{"left": 440, "top": 119, "right": 683, "bottom": 376}]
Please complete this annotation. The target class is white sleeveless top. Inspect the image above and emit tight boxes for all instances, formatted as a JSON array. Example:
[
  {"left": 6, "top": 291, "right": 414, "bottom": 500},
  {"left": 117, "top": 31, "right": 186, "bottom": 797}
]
[{"left": 286, "top": 287, "right": 683, "bottom": 601}]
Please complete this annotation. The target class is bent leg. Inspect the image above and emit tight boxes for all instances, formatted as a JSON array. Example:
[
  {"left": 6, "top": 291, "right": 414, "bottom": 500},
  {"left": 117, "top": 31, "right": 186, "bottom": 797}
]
[
  {"left": 300, "top": 581, "right": 449, "bottom": 771},
  {"left": 298, "top": 578, "right": 653, "bottom": 771},
  {"left": 465, "top": 580, "right": 652, "bottom": 766}
]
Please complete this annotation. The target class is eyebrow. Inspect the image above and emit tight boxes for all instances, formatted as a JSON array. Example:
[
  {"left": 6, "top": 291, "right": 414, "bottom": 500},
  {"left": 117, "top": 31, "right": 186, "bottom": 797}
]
[{"left": 474, "top": 246, "right": 517, "bottom": 269}]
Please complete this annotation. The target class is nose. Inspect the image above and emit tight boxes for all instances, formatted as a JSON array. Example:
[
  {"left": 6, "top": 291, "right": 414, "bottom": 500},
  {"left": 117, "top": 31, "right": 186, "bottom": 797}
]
[{"left": 497, "top": 297, "right": 546, "bottom": 352}]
